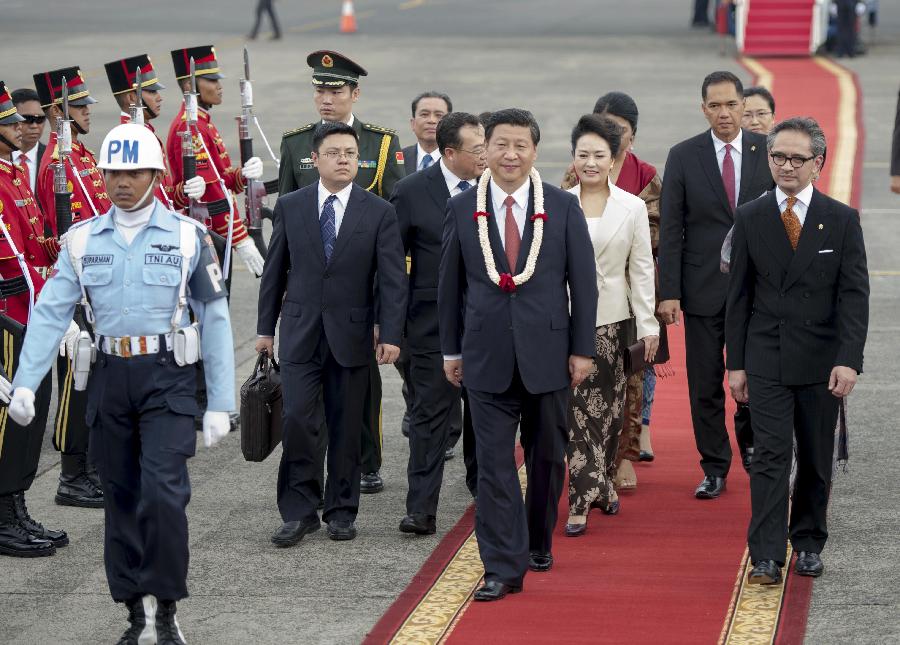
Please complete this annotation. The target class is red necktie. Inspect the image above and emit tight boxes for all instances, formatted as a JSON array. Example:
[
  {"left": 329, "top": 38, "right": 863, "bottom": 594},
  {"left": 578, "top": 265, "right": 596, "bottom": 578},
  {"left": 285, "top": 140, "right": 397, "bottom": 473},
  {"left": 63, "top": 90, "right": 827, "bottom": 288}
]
[
  {"left": 19, "top": 152, "right": 31, "bottom": 187},
  {"left": 503, "top": 195, "right": 521, "bottom": 272},
  {"left": 722, "top": 143, "right": 736, "bottom": 211}
]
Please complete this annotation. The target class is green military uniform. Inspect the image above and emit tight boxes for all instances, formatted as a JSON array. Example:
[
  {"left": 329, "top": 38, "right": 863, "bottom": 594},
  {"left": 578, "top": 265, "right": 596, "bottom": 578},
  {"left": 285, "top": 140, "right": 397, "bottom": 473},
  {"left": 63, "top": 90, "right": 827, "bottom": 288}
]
[{"left": 278, "top": 51, "right": 407, "bottom": 487}]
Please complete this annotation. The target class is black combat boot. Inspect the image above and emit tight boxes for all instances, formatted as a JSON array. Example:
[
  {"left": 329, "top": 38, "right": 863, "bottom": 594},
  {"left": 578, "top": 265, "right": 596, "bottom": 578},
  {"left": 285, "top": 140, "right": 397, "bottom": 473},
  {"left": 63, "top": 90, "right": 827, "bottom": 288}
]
[
  {"left": 0, "top": 493, "right": 55, "bottom": 558},
  {"left": 12, "top": 491, "right": 68, "bottom": 547},
  {"left": 56, "top": 452, "right": 104, "bottom": 508},
  {"left": 155, "top": 600, "right": 187, "bottom": 644},
  {"left": 116, "top": 595, "right": 157, "bottom": 645}
]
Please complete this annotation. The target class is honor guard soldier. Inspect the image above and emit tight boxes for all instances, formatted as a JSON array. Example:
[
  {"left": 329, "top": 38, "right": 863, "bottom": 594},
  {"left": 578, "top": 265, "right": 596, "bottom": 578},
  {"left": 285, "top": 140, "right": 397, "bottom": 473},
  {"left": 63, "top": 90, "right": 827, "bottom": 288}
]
[
  {"left": 279, "top": 50, "right": 407, "bottom": 494},
  {"left": 105, "top": 54, "right": 177, "bottom": 210},
  {"left": 34, "top": 67, "right": 111, "bottom": 234},
  {"left": 34, "top": 67, "right": 107, "bottom": 508},
  {"left": 0, "top": 80, "right": 68, "bottom": 558},
  {"left": 166, "top": 45, "right": 265, "bottom": 278},
  {"left": 8, "top": 123, "right": 235, "bottom": 644}
]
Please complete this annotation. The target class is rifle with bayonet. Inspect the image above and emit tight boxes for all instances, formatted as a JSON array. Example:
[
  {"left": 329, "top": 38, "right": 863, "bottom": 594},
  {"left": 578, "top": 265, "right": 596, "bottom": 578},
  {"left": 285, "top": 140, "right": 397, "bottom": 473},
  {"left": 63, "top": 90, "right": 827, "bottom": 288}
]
[
  {"left": 130, "top": 66, "right": 145, "bottom": 125},
  {"left": 236, "top": 48, "right": 276, "bottom": 260},
  {"left": 53, "top": 77, "right": 73, "bottom": 237}
]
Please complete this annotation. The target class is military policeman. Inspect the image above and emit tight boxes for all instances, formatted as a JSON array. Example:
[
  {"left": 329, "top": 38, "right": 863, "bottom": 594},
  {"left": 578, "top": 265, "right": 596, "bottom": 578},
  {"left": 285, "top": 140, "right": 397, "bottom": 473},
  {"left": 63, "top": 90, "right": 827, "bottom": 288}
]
[
  {"left": 0, "top": 79, "right": 68, "bottom": 558},
  {"left": 33, "top": 67, "right": 107, "bottom": 509},
  {"left": 8, "top": 123, "right": 234, "bottom": 645},
  {"left": 279, "top": 50, "right": 407, "bottom": 494}
]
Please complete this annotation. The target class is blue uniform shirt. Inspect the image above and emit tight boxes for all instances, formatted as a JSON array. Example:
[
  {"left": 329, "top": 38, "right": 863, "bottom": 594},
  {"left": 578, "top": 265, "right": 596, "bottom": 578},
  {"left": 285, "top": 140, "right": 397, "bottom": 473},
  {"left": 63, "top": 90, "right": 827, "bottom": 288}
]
[{"left": 12, "top": 201, "right": 235, "bottom": 412}]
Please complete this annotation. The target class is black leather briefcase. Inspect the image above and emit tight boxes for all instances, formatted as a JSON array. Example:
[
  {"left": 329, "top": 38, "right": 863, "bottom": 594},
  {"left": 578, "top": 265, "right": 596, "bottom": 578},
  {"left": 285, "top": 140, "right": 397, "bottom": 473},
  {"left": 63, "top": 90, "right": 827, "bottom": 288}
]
[{"left": 240, "top": 352, "right": 283, "bottom": 462}]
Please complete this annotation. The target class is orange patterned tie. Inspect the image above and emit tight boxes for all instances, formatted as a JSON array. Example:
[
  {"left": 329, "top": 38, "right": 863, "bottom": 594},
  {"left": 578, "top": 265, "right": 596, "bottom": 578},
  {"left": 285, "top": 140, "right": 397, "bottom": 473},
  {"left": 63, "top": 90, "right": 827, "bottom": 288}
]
[{"left": 781, "top": 196, "right": 802, "bottom": 251}]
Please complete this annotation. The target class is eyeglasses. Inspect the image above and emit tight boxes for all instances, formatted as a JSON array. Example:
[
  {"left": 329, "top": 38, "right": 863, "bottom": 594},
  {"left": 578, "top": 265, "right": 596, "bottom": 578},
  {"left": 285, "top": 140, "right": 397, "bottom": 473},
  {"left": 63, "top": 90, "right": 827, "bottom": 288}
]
[
  {"left": 453, "top": 146, "right": 486, "bottom": 157},
  {"left": 320, "top": 151, "right": 359, "bottom": 160},
  {"left": 743, "top": 110, "right": 772, "bottom": 121},
  {"left": 19, "top": 114, "right": 46, "bottom": 125},
  {"left": 770, "top": 153, "right": 814, "bottom": 168}
]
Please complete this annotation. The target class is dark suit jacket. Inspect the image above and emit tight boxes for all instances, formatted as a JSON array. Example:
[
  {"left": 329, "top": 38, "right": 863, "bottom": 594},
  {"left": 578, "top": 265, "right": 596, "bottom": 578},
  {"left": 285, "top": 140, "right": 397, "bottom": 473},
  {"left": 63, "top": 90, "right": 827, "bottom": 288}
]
[
  {"left": 658, "top": 129, "right": 774, "bottom": 315},
  {"left": 438, "top": 181, "right": 598, "bottom": 394},
  {"left": 891, "top": 87, "right": 900, "bottom": 176},
  {"left": 725, "top": 189, "right": 869, "bottom": 385},
  {"left": 257, "top": 183, "right": 407, "bottom": 367},
  {"left": 402, "top": 144, "right": 418, "bottom": 175},
  {"left": 390, "top": 161, "right": 452, "bottom": 351}
]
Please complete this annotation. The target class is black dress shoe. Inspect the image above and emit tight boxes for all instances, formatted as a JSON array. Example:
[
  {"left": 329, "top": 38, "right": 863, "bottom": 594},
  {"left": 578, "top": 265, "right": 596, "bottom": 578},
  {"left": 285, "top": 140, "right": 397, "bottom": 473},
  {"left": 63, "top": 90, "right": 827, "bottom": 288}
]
[
  {"left": 327, "top": 519, "right": 358, "bottom": 541},
  {"left": 270, "top": 517, "right": 320, "bottom": 547},
  {"left": 794, "top": 551, "right": 824, "bottom": 577},
  {"left": 638, "top": 450, "right": 655, "bottom": 462},
  {"left": 473, "top": 580, "right": 522, "bottom": 601},
  {"left": 55, "top": 473, "right": 104, "bottom": 508},
  {"left": 695, "top": 475, "right": 726, "bottom": 499},
  {"left": 444, "top": 447, "right": 455, "bottom": 461},
  {"left": 748, "top": 560, "right": 782, "bottom": 585},
  {"left": 13, "top": 492, "right": 68, "bottom": 547},
  {"left": 0, "top": 520, "right": 56, "bottom": 557},
  {"left": 565, "top": 521, "right": 587, "bottom": 537},
  {"left": 741, "top": 447, "right": 755, "bottom": 473},
  {"left": 528, "top": 551, "right": 553, "bottom": 572},
  {"left": 360, "top": 471, "right": 384, "bottom": 494},
  {"left": 399, "top": 513, "right": 436, "bottom": 535}
]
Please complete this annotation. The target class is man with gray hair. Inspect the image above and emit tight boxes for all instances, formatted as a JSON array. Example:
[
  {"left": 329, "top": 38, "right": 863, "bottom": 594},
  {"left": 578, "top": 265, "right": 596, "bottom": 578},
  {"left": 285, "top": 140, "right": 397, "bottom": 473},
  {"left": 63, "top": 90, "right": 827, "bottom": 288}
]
[{"left": 726, "top": 117, "right": 869, "bottom": 585}]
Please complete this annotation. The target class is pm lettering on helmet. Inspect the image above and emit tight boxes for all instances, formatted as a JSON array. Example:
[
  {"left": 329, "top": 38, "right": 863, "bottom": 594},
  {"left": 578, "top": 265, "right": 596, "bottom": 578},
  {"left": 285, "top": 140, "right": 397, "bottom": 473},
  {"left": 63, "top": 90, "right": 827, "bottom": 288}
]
[{"left": 107, "top": 139, "right": 139, "bottom": 165}]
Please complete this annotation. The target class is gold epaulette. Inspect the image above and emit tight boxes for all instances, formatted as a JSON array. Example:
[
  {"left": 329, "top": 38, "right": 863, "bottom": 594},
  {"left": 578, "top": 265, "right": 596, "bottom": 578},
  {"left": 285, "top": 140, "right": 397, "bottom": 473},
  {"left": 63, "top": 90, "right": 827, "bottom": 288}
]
[
  {"left": 283, "top": 123, "right": 315, "bottom": 138},
  {"left": 362, "top": 123, "right": 397, "bottom": 136}
]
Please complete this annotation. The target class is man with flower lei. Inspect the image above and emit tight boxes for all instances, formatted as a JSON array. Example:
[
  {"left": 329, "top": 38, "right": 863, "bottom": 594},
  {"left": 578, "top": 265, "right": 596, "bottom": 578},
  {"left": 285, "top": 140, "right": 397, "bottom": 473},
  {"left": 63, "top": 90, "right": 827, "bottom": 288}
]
[{"left": 438, "top": 108, "right": 598, "bottom": 601}]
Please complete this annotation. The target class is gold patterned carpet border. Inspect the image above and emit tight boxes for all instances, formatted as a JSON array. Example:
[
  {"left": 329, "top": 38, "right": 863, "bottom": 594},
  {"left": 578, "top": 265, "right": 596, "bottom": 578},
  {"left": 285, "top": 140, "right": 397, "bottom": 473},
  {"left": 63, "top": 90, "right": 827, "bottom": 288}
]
[
  {"left": 389, "top": 465, "right": 528, "bottom": 645},
  {"left": 720, "top": 546, "right": 793, "bottom": 645}
]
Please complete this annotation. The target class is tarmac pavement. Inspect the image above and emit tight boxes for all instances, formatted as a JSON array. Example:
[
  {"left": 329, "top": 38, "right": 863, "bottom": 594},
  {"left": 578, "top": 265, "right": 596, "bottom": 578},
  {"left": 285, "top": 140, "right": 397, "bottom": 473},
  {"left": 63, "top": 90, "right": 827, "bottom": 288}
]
[{"left": 0, "top": 1, "right": 898, "bottom": 643}]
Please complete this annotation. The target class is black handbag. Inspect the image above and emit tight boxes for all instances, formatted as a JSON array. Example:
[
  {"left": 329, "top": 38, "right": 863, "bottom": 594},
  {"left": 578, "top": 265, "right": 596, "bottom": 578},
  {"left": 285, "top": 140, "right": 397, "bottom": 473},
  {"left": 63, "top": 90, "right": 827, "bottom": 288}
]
[
  {"left": 239, "top": 352, "right": 283, "bottom": 462},
  {"left": 622, "top": 317, "right": 669, "bottom": 377}
]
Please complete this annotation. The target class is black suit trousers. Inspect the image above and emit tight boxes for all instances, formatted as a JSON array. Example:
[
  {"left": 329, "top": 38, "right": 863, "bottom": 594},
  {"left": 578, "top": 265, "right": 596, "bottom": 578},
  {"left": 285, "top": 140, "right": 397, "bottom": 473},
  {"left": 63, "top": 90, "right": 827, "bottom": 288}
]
[
  {"left": 467, "top": 367, "right": 568, "bottom": 586},
  {"left": 405, "top": 349, "right": 457, "bottom": 515},
  {"left": 747, "top": 375, "right": 838, "bottom": 564},
  {"left": 279, "top": 333, "right": 368, "bottom": 524},
  {"left": 684, "top": 306, "right": 732, "bottom": 477}
]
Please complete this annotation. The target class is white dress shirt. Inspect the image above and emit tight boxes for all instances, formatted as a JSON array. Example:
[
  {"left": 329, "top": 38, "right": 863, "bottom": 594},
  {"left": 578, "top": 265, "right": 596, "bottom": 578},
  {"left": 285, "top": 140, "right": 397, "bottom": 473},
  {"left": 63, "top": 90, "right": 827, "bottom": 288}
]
[
  {"left": 490, "top": 177, "right": 529, "bottom": 248},
  {"left": 417, "top": 143, "right": 441, "bottom": 170},
  {"left": 317, "top": 180, "right": 354, "bottom": 236},
  {"left": 20, "top": 144, "right": 40, "bottom": 193},
  {"left": 712, "top": 129, "right": 743, "bottom": 201},
  {"left": 439, "top": 159, "right": 473, "bottom": 196},
  {"left": 775, "top": 182, "right": 814, "bottom": 226}
]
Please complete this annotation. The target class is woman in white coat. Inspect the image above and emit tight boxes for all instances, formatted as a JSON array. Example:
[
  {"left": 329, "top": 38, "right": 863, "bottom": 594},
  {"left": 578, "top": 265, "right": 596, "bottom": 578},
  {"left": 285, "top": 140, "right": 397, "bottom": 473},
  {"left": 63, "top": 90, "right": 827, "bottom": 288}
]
[{"left": 565, "top": 114, "right": 659, "bottom": 536}]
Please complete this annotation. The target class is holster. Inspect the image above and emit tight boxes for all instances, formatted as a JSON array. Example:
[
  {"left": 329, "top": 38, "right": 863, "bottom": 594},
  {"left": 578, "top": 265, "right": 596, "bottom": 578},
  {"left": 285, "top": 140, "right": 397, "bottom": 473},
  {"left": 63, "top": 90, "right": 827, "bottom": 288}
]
[
  {"left": 173, "top": 323, "right": 202, "bottom": 367},
  {"left": 72, "top": 331, "right": 96, "bottom": 392}
]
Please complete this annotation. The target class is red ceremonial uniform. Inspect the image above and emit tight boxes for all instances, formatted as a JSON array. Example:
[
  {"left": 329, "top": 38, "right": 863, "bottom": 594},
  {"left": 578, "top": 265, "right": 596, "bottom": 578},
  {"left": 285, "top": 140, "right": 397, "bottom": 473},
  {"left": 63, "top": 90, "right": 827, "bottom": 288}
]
[
  {"left": 35, "top": 133, "right": 111, "bottom": 236},
  {"left": 166, "top": 104, "right": 248, "bottom": 245},
  {"left": 119, "top": 114, "right": 177, "bottom": 210},
  {"left": 0, "top": 158, "right": 47, "bottom": 325}
]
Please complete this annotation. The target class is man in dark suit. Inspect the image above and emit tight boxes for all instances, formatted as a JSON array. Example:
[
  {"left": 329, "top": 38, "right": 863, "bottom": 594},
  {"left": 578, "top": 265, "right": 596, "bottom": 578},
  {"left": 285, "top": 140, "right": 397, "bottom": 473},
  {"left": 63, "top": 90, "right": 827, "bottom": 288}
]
[
  {"left": 726, "top": 117, "right": 869, "bottom": 584},
  {"left": 658, "top": 71, "right": 774, "bottom": 499},
  {"left": 392, "top": 112, "right": 484, "bottom": 535},
  {"left": 10, "top": 89, "right": 46, "bottom": 194},
  {"left": 891, "top": 86, "right": 900, "bottom": 195},
  {"left": 257, "top": 122, "right": 407, "bottom": 545},
  {"left": 439, "top": 109, "right": 597, "bottom": 600}
]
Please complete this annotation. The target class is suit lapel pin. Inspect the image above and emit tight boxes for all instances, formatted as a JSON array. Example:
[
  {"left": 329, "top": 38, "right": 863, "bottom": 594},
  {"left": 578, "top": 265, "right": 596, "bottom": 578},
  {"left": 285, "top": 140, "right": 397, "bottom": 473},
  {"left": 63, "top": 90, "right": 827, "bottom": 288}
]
[
  {"left": 751, "top": 145, "right": 756, "bottom": 152},
  {"left": 818, "top": 224, "right": 824, "bottom": 230}
]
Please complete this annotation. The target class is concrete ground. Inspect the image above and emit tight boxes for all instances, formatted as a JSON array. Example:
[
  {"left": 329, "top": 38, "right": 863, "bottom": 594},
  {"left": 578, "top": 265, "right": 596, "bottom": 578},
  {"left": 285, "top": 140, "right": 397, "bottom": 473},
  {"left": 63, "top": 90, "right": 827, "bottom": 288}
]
[{"left": 0, "top": 1, "right": 898, "bottom": 642}]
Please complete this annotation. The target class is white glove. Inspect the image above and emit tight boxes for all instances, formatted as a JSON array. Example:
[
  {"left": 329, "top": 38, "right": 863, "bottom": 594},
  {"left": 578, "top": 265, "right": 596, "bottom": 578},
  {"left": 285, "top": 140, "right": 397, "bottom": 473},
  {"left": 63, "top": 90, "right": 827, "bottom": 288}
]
[
  {"left": 0, "top": 375, "right": 11, "bottom": 405},
  {"left": 9, "top": 387, "right": 36, "bottom": 426},
  {"left": 235, "top": 238, "right": 265, "bottom": 276},
  {"left": 59, "top": 320, "right": 81, "bottom": 358},
  {"left": 184, "top": 175, "right": 207, "bottom": 201},
  {"left": 241, "top": 156, "right": 263, "bottom": 181},
  {"left": 202, "top": 411, "right": 230, "bottom": 448}
]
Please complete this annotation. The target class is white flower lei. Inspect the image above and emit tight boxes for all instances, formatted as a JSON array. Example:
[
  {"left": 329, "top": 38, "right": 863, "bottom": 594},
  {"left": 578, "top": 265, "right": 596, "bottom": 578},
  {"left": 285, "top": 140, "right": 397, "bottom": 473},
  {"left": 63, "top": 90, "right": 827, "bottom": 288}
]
[{"left": 474, "top": 167, "right": 546, "bottom": 293}]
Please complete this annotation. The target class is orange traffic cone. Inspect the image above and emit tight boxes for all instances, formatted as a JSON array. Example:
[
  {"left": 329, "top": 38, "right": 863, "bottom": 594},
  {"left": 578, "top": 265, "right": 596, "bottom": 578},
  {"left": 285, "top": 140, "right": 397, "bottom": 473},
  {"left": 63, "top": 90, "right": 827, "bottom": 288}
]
[{"left": 340, "top": 0, "right": 357, "bottom": 33}]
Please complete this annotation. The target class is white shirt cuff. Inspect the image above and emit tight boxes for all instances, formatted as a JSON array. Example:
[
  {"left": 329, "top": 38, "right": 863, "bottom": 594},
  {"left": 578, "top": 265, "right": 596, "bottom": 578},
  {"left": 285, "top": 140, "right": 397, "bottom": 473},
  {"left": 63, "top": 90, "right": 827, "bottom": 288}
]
[{"left": 443, "top": 354, "right": 462, "bottom": 361}]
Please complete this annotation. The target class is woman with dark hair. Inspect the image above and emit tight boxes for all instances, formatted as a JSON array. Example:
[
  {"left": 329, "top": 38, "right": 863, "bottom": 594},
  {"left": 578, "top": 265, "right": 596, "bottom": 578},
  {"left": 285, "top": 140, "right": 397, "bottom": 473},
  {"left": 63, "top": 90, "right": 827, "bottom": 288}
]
[
  {"left": 564, "top": 114, "right": 658, "bottom": 536},
  {"left": 742, "top": 86, "right": 776, "bottom": 135},
  {"left": 563, "top": 92, "right": 665, "bottom": 490}
]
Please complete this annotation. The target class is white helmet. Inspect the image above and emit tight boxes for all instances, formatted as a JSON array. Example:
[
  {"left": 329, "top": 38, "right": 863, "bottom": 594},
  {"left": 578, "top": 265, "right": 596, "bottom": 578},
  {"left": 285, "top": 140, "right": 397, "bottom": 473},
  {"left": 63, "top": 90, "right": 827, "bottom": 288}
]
[{"left": 98, "top": 123, "right": 165, "bottom": 171}]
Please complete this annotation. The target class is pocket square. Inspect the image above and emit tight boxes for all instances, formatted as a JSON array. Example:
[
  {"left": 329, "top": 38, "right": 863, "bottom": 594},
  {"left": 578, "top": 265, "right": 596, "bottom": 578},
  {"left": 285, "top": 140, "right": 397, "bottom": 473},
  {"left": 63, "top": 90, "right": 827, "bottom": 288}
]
[{"left": 818, "top": 249, "right": 834, "bottom": 254}]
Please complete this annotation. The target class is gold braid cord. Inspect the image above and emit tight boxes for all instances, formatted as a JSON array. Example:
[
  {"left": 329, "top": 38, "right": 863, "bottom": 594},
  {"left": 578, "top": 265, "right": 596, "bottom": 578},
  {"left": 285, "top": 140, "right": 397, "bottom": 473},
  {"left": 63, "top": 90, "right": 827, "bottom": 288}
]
[{"left": 365, "top": 134, "right": 392, "bottom": 196}]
